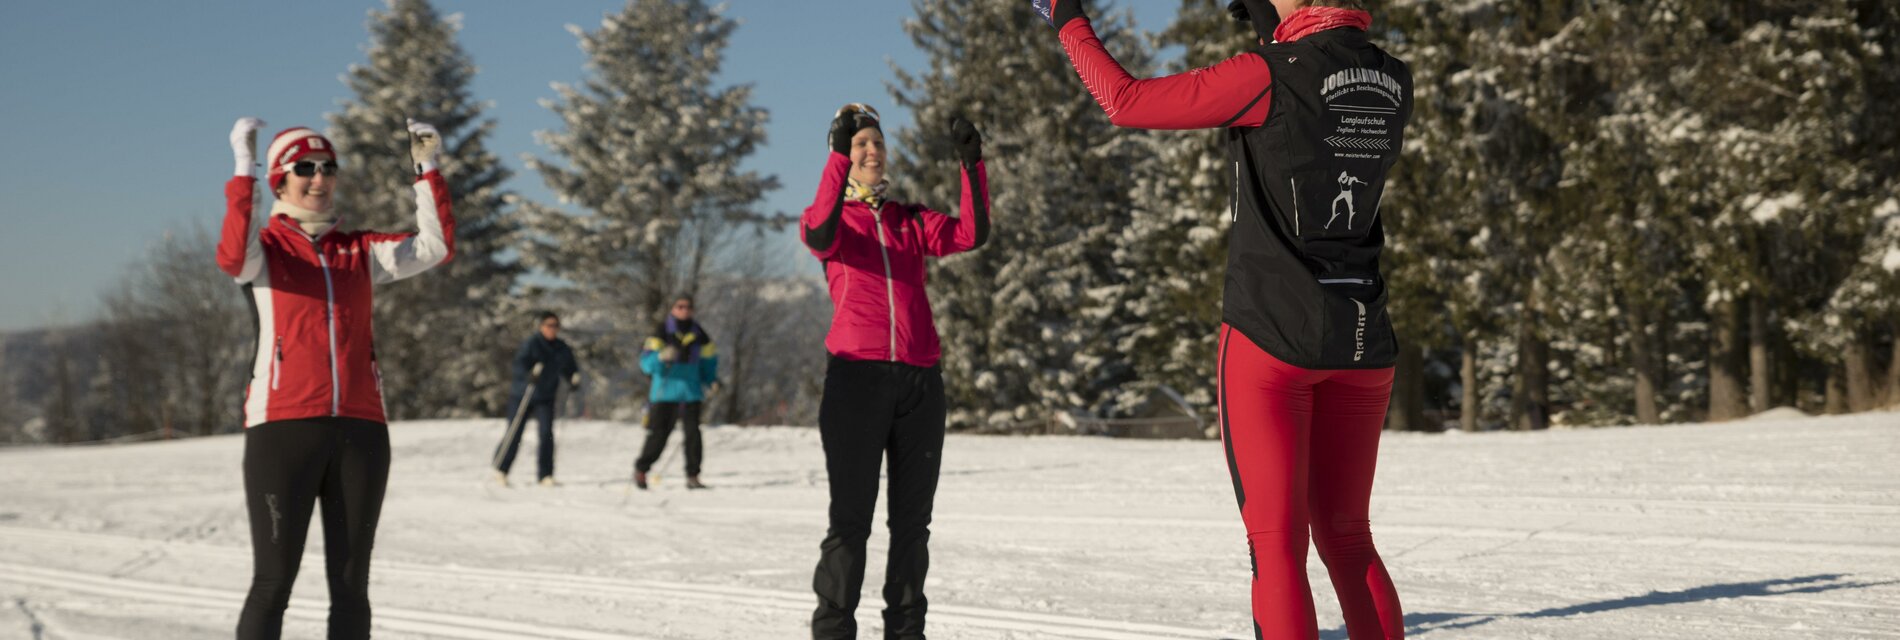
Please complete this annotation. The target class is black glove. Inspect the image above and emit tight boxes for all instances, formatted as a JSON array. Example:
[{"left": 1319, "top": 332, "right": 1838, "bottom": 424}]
[
  {"left": 1032, "top": 0, "right": 1086, "bottom": 29},
  {"left": 1228, "top": 0, "right": 1281, "bottom": 43},
  {"left": 950, "top": 117, "right": 982, "bottom": 166},
  {"left": 829, "top": 108, "right": 862, "bottom": 155}
]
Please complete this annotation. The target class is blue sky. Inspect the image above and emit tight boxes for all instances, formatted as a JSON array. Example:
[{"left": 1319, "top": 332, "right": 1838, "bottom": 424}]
[{"left": 0, "top": 1, "right": 1182, "bottom": 331}]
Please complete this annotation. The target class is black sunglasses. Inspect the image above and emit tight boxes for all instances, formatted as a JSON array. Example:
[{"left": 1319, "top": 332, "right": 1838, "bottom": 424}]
[{"left": 291, "top": 160, "right": 339, "bottom": 177}]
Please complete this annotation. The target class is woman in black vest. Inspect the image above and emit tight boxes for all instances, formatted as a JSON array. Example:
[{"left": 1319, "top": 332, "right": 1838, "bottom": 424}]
[{"left": 1034, "top": 1, "right": 1411, "bottom": 638}]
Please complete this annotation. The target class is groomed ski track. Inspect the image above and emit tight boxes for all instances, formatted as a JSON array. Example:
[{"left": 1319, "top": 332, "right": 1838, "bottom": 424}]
[{"left": 3, "top": 413, "right": 1898, "bottom": 638}]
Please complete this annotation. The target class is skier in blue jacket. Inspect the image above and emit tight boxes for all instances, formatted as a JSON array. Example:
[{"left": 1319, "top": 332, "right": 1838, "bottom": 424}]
[{"left": 634, "top": 294, "right": 720, "bottom": 489}]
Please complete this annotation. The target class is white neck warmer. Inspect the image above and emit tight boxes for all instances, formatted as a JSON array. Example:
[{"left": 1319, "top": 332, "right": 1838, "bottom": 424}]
[{"left": 270, "top": 199, "right": 338, "bottom": 236}]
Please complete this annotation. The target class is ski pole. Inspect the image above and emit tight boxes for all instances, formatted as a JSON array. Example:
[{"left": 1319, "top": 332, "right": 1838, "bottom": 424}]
[{"left": 491, "top": 363, "right": 542, "bottom": 470}]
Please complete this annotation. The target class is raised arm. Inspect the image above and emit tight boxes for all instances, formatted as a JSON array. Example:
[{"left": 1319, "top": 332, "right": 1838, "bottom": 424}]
[
  {"left": 216, "top": 117, "right": 268, "bottom": 283},
  {"left": 1038, "top": 2, "right": 1274, "bottom": 130},
  {"left": 921, "top": 117, "right": 991, "bottom": 256},
  {"left": 366, "top": 120, "right": 455, "bottom": 284},
  {"left": 800, "top": 153, "right": 851, "bottom": 261},
  {"left": 803, "top": 108, "right": 873, "bottom": 261}
]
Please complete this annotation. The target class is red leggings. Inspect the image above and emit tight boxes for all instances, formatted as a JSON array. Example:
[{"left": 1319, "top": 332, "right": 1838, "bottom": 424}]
[{"left": 1217, "top": 325, "right": 1403, "bottom": 639}]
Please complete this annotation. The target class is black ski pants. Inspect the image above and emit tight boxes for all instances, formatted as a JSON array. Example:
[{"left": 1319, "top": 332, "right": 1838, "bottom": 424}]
[
  {"left": 238, "top": 417, "right": 390, "bottom": 640},
  {"left": 810, "top": 357, "right": 946, "bottom": 640},
  {"left": 636, "top": 401, "right": 704, "bottom": 477}
]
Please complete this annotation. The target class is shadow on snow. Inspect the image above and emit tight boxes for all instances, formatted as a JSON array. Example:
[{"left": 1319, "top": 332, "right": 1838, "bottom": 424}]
[{"left": 1316, "top": 573, "right": 1896, "bottom": 639}]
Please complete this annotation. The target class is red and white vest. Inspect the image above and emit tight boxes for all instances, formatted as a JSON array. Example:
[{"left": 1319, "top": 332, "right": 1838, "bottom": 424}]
[{"left": 215, "top": 173, "right": 454, "bottom": 427}]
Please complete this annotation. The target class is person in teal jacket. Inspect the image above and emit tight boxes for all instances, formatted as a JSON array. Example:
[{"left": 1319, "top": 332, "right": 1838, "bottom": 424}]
[{"left": 634, "top": 294, "right": 720, "bottom": 489}]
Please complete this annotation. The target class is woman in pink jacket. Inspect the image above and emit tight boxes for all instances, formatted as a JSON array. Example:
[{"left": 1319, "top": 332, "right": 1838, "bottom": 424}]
[{"left": 800, "top": 103, "right": 989, "bottom": 640}]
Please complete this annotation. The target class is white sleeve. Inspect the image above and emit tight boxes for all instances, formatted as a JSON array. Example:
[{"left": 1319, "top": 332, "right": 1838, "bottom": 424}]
[{"left": 367, "top": 178, "right": 452, "bottom": 284}]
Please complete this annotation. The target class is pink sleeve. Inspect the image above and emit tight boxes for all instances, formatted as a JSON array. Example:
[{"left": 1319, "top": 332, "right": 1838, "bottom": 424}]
[
  {"left": 800, "top": 152, "right": 853, "bottom": 261},
  {"left": 921, "top": 160, "right": 990, "bottom": 256}
]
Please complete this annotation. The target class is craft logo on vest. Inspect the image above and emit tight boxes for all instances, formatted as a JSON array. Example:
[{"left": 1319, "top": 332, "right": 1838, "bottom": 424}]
[{"left": 1352, "top": 298, "right": 1367, "bottom": 362}]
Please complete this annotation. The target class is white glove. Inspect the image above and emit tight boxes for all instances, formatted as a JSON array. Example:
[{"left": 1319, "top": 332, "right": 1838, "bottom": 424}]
[
  {"left": 658, "top": 346, "right": 680, "bottom": 364},
  {"left": 531, "top": 363, "right": 544, "bottom": 378},
  {"left": 231, "top": 117, "right": 266, "bottom": 177},
  {"left": 407, "top": 118, "right": 439, "bottom": 174},
  {"left": 568, "top": 373, "right": 581, "bottom": 389}
]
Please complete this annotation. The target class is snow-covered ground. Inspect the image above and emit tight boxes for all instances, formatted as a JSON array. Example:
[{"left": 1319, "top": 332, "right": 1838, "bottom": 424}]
[{"left": 2, "top": 412, "right": 1897, "bottom": 639}]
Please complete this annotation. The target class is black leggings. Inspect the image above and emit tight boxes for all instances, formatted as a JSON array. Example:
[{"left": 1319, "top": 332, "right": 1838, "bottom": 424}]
[
  {"left": 810, "top": 357, "right": 946, "bottom": 640},
  {"left": 238, "top": 417, "right": 390, "bottom": 640},
  {"left": 636, "top": 401, "right": 704, "bottom": 476},
  {"left": 493, "top": 397, "right": 557, "bottom": 479}
]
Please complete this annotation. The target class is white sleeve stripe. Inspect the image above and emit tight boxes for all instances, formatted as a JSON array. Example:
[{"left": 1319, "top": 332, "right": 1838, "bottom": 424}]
[
  {"left": 234, "top": 205, "right": 268, "bottom": 283},
  {"left": 244, "top": 281, "right": 276, "bottom": 427},
  {"left": 367, "top": 180, "right": 450, "bottom": 284}
]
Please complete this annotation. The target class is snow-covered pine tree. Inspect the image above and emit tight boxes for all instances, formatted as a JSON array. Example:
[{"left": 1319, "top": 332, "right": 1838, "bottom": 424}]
[
  {"left": 519, "top": 0, "right": 778, "bottom": 403},
  {"left": 889, "top": 0, "right": 1153, "bottom": 429},
  {"left": 1656, "top": 0, "right": 1875, "bottom": 419},
  {"left": 1786, "top": 0, "right": 1900, "bottom": 411},
  {"left": 1380, "top": 1, "right": 1497, "bottom": 431},
  {"left": 1501, "top": 1, "right": 1703, "bottom": 426},
  {"left": 327, "top": 0, "right": 520, "bottom": 419},
  {"left": 1093, "top": 0, "right": 1251, "bottom": 419},
  {"left": 1383, "top": 0, "right": 1567, "bottom": 430}
]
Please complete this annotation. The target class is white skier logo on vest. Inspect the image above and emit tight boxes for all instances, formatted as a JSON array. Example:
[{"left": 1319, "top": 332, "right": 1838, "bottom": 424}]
[{"left": 1327, "top": 172, "right": 1368, "bottom": 230}]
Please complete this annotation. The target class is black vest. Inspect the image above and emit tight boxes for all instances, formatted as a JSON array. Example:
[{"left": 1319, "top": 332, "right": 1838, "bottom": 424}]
[{"left": 1224, "top": 29, "right": 1413, "bottom": 369}]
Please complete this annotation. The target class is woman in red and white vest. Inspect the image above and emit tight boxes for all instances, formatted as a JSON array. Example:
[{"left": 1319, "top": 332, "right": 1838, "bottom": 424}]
[{"left": 217, "top": 116, "right": 453, "bottom": 640}]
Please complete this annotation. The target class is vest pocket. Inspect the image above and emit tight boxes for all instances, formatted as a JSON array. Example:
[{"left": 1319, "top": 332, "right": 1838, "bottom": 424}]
[{"left": 1316, "top": 275, "right": 1390, "bottom": 366}]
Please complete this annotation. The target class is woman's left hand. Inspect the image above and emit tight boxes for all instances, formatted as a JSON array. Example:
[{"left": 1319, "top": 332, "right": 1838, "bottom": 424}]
[
  {"left": 407, "top": 118, "right": 440, "bottom": 173},
  {"left": 950, "top": 116, "right": 982, "bottom": 165}
]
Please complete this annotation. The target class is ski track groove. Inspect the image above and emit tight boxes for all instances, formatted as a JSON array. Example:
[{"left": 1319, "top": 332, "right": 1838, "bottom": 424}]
[
  {"left": 0, "top": 561, "right": 646, "bottom": 640},
  {"left": 0, "top": 526, "right": 1230, "bottom": 639},
  {"left": 461, "top": 492, "right": 1900, "bottom": 559},
  {"left": 622, "top": 506, "right": 1900, "bottom": 559}
]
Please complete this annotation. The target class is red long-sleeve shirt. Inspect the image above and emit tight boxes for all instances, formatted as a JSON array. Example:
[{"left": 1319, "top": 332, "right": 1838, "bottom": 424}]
[{"left": 1056, "top": 8, "right": 1375, "bottom": 130}]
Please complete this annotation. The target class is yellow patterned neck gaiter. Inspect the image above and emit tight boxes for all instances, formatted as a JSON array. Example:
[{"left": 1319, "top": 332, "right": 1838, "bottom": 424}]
[{"left": 845, "top": 177, "right": 888, "bottom": 210}]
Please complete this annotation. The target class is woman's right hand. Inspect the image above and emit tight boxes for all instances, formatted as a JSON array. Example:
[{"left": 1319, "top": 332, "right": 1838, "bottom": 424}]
[
  {"left": 829, "top": 108, "right": 862, "bottom": 155},
  {"left": 230, "top": 117, "right": 265, "bottom": 177}
]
